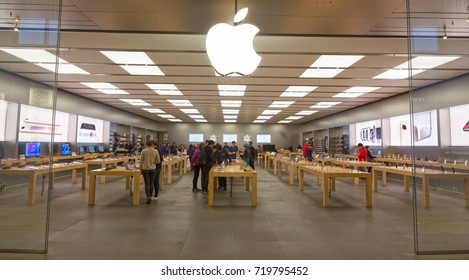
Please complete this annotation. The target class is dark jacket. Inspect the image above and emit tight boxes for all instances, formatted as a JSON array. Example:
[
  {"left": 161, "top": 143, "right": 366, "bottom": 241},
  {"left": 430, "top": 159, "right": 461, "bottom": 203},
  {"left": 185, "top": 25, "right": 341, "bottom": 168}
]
[{"left": 203, "top": 145, "right": 215, "bottom": 167}]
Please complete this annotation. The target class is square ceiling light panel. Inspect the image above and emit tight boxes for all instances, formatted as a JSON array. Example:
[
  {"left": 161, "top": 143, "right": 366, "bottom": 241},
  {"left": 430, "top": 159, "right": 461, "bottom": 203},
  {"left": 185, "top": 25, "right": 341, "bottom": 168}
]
[
  {"left": 310, "top": 102, "right": 341, "bottom": 108},
  {"left": 300, "top": 55, "right": 364, "bottom": 78},
  {"left": 269, "top": 101, "right": 295, "bottom": 108},
  {"left": 81, "top": 82, "right": 129, "bottom": 95},
  {"left": 280, "top": 86, "right": 318, "bottom": 97},
  {"left": 373, "top": 56, "right": 460, "bottom": 79},
  {"left": 168, "top": 99, "right": 193, "bottom": 107},
  {"left": 146, "top": 84, "right": 183, "bottom": 95},
  {"left": 333, "top": 87, "right": 380, "bottom": 98},
  {"left": 120, "top": 99, "right": 151, "bottom": 106},
  {"left": 218, "top": 85, "right": 247, "bottom": 96},
  {"left": 220, "top": 100, "right": 242, "bottom": 107},
  {"left": 1, "top": 48, "right": 89, "bottom": 74},
  {"left": 101, "top": 51, "right": 165, "bottom": 76}
]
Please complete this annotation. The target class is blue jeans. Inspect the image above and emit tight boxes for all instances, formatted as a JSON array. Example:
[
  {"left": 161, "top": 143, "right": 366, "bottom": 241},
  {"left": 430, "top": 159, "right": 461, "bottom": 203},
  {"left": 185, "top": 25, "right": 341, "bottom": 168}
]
[
  {"left": 142, "top": 169, "right": 156, "bottom": 198},
  {"left": 153, "top": 166, "right": 162, "bottom": 197}
]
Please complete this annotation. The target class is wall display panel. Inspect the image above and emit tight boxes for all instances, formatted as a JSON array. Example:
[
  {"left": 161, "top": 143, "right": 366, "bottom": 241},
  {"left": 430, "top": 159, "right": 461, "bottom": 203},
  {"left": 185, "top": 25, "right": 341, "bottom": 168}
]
[
  {"left": 449, "top": 103, "right": 469, "bottom": 146},
  {"left": 354, "top": 119, "right": 382, "bottom": 146},
  {"left": 0, "top": 100, "right": 7, "bottom": 141},
  {"left": 76, "top": 115, "right": 104, "bottom": 143},
  {"left": 223, "top": 134, "right": 237, "bottom": 143},
  {"left": 257, "top": 134, "right": 271, "bottom": 143},
  {"left": 189, "top": 133, "right": 204, "bottom": 143},
  {"left": 389, "top": 110, "right": 438, "bottom": 146},
  {"left": 18, "top": 104, "right": 70, "bottom": 142}
]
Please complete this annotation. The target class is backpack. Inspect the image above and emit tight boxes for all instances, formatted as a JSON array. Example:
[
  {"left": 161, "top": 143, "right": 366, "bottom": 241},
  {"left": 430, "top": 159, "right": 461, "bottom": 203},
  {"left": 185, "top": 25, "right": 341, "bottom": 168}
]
[{"left": 196, "top": 150, "right": 206, "bottom": 166}]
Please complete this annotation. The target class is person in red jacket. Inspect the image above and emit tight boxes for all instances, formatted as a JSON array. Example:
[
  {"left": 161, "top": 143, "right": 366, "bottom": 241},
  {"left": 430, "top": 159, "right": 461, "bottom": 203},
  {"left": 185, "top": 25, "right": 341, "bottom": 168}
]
[
  {"left": 302, "top": 140, "right": 309, "bottom": 157},
  {"left": 357, "top": 143, "right": 367, "bottom": 162}
]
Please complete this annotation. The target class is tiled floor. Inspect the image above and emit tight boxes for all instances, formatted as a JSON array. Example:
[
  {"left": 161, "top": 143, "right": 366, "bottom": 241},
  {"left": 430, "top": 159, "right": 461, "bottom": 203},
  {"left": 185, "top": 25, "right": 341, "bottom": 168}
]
[{"left": 0, "top": 164, "right": 469, "bottom": 260}]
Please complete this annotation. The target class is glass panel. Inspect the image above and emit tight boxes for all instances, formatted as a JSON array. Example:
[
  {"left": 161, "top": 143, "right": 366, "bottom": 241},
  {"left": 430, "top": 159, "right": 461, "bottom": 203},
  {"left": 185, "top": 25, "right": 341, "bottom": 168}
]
[
  {"left": 0, "top": 0, "right": 61, "bottom": 252},
  {"left": 408, "top": 0, "right": 469, "bottom": 253}
]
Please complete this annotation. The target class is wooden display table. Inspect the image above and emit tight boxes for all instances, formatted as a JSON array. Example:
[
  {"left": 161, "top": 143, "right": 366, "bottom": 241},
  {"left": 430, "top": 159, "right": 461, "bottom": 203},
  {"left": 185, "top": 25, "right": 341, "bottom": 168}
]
[
  {"left": 83, "top": 157, "right": 134, "bottom": 184},
  {"left": 208, "top": 164, "right": 257, "bottom": 206},
  {"left": 0, "top": 163, "right": 87, "bottom": 204},
  {"left": 160, "top": 156, "right": 185, "bottom": 187},
  {"left": 372, "top": 166, "right": 469, "bottom": 207},
  {"left": 88, "top": 167, "right": 141, "bottom": 206},
  {"left": 276, "top": 158, "right": 307, "bottom": 185},
  {"left": 331, "top": 158, "right": 383, "bottom": 185},
  {"left": 298, "top": 165, "right": 372, "bottom": 208}
]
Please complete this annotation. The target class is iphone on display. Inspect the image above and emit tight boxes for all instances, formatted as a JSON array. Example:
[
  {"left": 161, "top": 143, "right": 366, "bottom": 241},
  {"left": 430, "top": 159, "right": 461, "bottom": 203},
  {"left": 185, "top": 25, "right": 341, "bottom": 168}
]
[
  {"left": 20, "top": 119, "right": 61, "bottom": 135},
  {"left": 400, "top": 122, "right": 418, "bottom": 146},
  {"left": 79, "top": 123, "right": 98, "bottom": 139}
]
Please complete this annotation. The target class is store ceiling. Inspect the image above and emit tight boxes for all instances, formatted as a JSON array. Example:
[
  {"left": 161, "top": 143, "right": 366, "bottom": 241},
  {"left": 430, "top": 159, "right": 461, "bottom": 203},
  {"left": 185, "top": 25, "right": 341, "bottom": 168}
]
[{"left": 0, "top": 0, "right": 469, "bottom": 124}]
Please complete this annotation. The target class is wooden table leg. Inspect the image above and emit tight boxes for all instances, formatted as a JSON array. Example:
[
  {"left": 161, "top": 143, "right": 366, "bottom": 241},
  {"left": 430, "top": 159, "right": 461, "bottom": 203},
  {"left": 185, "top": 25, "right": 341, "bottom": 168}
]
[
  {"left": 245, "top": 176, "right": 250, "bottom": 191},
  {"left": 28, "top": 173, "right": 36, "bottom": 205},
  {"left": 423, "top": 175, "right": 430, "bottom": 207},
  {"left": 71, "top": 169, "right": 77, "bottom": 183},
  {"left": 252, "top": 173, "right": 257, "bottom": 207},
  {"left": 382, "top": 171, "right": 387, "bottom": 186},
  {"left": 167, "top": 164, "right": 172, "bottom": 184},
  {"left": 88, "top": 174, "right": 96, "bottom": 205},
  {"left": 404, "top": 175, "right": 410, "bottom": 192},
  {"left": 289, "top": 165, "right": 294, "bottom": 185},
  {"left": 100, "top": 163, "right": 106, "bottom": 184},
  {"left": 322, "top": 174, "right": 329, "bottom": 207},
  {"left": 179, "top": 161, "right": 183, "bottom": 177},
  {"left": 132, "top": 175, "right": 140, "bottom": 206},
  {"left": 464, "top": 178, "right": 469, "bottom": 208},
  {"left": 372, "top": 169, "right": 378, "bottom": 192},
  {"left": 81, "top": 166, "right": 87, "bottom": 189},
  {"left": 299, "top": 169, "right": 304, "bottom": 191},
  {"left": 365, "top": 176, "right": 372, "bottom": 207},
  {"left": 208, "top": 172, "right": 214, "bottom": 206}
]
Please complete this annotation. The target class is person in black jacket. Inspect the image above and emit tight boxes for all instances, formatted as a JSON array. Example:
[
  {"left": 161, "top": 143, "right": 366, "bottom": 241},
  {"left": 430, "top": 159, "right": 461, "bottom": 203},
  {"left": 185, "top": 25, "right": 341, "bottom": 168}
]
[
  {"left": 200, "top": 140, "right": 215, "bottom": 193},
  {"left": 248, "top": 141, "right": 256, "bottom": 170},
  {"left": 213, "top": 144, "right": 231, "bottom": 190}
]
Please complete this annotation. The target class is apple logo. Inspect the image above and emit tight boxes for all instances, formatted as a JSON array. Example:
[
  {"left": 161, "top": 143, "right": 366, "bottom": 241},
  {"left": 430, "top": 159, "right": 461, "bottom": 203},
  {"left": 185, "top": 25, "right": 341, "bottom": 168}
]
[{"left": 206, "top": 8, "right": 261, "bottom": 76}]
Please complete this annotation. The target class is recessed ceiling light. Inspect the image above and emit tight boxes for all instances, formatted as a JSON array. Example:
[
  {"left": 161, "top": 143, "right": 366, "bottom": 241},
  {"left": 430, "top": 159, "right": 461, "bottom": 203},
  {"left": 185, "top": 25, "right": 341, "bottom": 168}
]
[
  {"left": 222, "top": 109, "right": 239, "bottom": 114},
  {"left": 195, "top": 119, "right": 208, "bottom": 123},
  {"left": 158, "top": 114, "right": 176, "bottom": 119},
  {"left": 81, "top": 82, "right": 129, "bottom": 95},
  {"left": 189, "top": 115, "right": 205, "bottom": 119},
  {"left": 269, "top": 101, "right": 295, "bottom": 108},
  {"left": 101, "top": 51, "right": 154, "bottom": 64},
  {"left": 333, "top": 86, "right": 380, "bottom": 98},
  {"left": 218, "top": 85, "right": 246, "bottom": 96},
  {"left": 296, "top": 110, "right": 318, "bottom": 115},
  {"left": 310, "top": 102, "right": 341, "bottom": 108},
  {"left": 253, "top": 120, "right": 266, "bottom": 123},
  {"left": 256, "top": 115, "right": 273, "bottom": 120},
  {"left": 146, "top": 84, "right": 183, "bottom": 95},
  {"left": 220, "top": 100, "right": 242, "bottom": 107},
  {"left": 180, "top": 108, "right": 200, "bottom": 114},
  {"left": 286, "top": 116, "right": 303, "bottom": 120},
  {"left": 300, "top": 55, "right": 364, "bottom": 78},
  {"left": 262, "top": 110, "right": 281, "bottom": 115},
  {"left": 280, "top": 86, "right": 318, "bottom": 97},
  {"left": 1, "top": 49, "right": 89, "bottom": 74},
  {"left": 278, "top": 120, "right": 292, "bottom": 124},
  {"left": 100, "top": 51, "right": 164, "bottom": 76},
  {"left": 168, "top": 119, "right": 183, "bottom": 122},
  {"left": 224, "top": 119, "right": 237, "bottom": 123},
  {"left": 143, "top": 108, "right": 165, "bottom": 113},
  {"left": 168, "top": 99, "right": 193, "bottom": 107},
  {"left": 121, "top": 65, "right": 164, "bottom": 76},
  {"left": 224, "top": 115, "right": 238, "bottom": 119},
  {"left": 373, "top": 56, "right": 460, "bottom": 80},
  {"left": 120, "top": 99, "right": 151, "bottom": 106}
]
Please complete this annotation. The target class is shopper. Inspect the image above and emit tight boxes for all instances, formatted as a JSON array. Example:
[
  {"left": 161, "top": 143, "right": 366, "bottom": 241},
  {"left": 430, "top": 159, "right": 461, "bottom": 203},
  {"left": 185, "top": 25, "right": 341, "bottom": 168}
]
[
  {"left": 139, "top": 140, "right": 161, "bottom": 204},
  {"left": 242, "top": 143, "right": 252, "bottom": 167},
  {"left": 201, "top": 140, "right": 215, "bottom": 193},
  {"left": 248, "top": 141, "right": 256, "bottom": 170},
  {"left": 153, "top": 142, "right": 164, "bottom": 200},
  {"left": 305, "top": 141, "right": 314, "bottom": 162},
  {"left": 228, "top": 141, "right": 238, "bottom": 160},
  {"left": 214, "top": 144, "right": 229, "bottom": 190},
  {"left": 191, "top": 143, "right": 204, "bottom": 192},
  {"left": 357, "top": 143, "right": 367, "bottom": 162}
]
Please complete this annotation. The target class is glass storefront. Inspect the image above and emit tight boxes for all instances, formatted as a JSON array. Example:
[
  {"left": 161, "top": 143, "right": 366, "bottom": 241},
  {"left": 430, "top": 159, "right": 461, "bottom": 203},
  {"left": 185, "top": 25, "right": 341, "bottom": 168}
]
[
  {"left": 0, "top": 0, "right": 61, "bottom": 252},
  {"left": 408, "top": 0, "right": 469, "bottom": 253}
]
